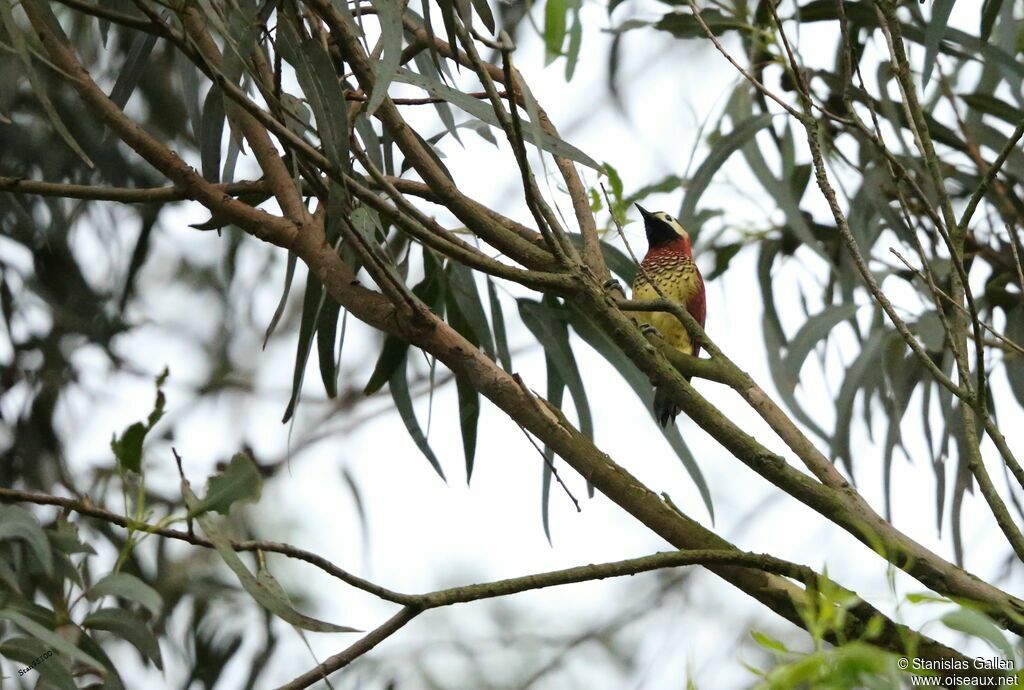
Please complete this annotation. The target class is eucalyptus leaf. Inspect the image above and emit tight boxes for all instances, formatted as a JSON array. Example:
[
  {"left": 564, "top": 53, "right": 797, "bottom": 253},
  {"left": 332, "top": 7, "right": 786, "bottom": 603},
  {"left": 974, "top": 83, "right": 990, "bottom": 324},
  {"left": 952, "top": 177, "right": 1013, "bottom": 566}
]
[
  {"left": 87, "top": 572, "right": 163, "bottom": 618},
  {"left": 183, "top": 484, "right": 360, "bottom": 633},
  {"left": 188, "top": 453, "right": 263, "bottom": 518},
  {"left": 392, "top": 69, "right": 600, "bottom": 169},
  {"left": 83, "top": 607, "right": 163, "bottom": 669}
]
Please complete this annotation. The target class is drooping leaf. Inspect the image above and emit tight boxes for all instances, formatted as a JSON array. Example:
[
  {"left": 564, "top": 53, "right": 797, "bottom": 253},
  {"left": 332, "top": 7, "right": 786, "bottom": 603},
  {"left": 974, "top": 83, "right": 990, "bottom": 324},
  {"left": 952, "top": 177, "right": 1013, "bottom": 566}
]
[
  {"left": 782, "top": 303, "right": 860, "bottom": 392},
  {"left": 565, "top": 4, "right": 583, "bottom": 80},
  {"left": 0, "top": 505, "right": 52, "bottom": 575},
  {"left": 389, "top": 355, "right": 447, "bottom": 481},
  {"left": 923, "top": 0, "right": 957, "bottom": 86},
  {"left": 200, "top": 86, "right": 225, "bottom": 183},
  {"left": 941, "top": 607, "right": 1014, "bottom": 660},
  {"left": 316, "top": 295, "right": 342, "bottom": 399},
  {"left": 277, "top": 11, "right": 350, "bottom": 170},
  {"left": 470, "top": 0, "right": 496, "bottom": 34},
  {"left": 83, "top": 608, "right": 163, "bottom": 669},
  {"left": 1003, "top": 304, "right": 1024, "bottom": 407},
  {"left": 652, "top": 8, "right": 746, "bottom": 39},
  {"left": 758, "top": 243, "right": 830, "bottom": 443},
  {"left": 980, "top": 0, "right": 1004, "bottom": 44},
  {"left": 564, "top": 304, "right": 714, "bottom": 521},
  {"left": 1, "top": 0, "right": 93, "bottom": 166},
  {"left": 110, "top": 368, "right": 168, "bottom": 473},
  {"left": 391, "top": 68, "right": 601, "bottom": 169},
  {"left": 447, "top": 263, "right": 496, "bottom": 359},
  {"left": 282, "top": 273, "right": 326, "bottom": 423},
  {"left": 831, "top": 326, "right": 885, "bottom": 474},
  {"left": 108, "top": 28, "right": 161, "bottom": 111},
  {"left": 87, "top": 572, "right": 163, "bottom": 618},
  {"left": 454, "top": 373, "right": 480, "bottom": 482},
  {"left": 545, "top": 0, "right": 569, "bottom": 62},
  {"left": 182, "top": 484, "right": 360, "bottom": 633},
  {"left": 518, "top": 299, "right": 593, "bottom": 440},
  {"left": 364, "top": 252, "right": 446, "bottom": 394},
  {"left": 367, "top": 0, "right": 404, "bottom": 116},
  {"left": 0, "top": 637, "right": 77, "bottom": 690},
  {"left": 264, "top": 252, "right": 298, "bottom": 348},
  {"left": 486, "top": 277, "right": 513, "bottom": 372},
  {"left": 0, "top": 608, "right": 104, "bottom": 672},
  {"left": 445, "top": 277, "right": 483, "bottom": 480},
  {"left": 188, "top": 453, "right": 263, "bottom": 518},
  {"left": 540, "top": 350, "right": 566, "bottom": 543}
]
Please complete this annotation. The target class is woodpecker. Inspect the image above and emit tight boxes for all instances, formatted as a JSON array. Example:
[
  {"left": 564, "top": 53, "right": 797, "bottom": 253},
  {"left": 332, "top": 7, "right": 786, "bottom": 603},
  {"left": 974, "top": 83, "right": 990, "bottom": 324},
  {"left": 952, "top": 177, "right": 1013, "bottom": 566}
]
[{"left": 630, "top": 204, "right": 706, "bottom": 427}]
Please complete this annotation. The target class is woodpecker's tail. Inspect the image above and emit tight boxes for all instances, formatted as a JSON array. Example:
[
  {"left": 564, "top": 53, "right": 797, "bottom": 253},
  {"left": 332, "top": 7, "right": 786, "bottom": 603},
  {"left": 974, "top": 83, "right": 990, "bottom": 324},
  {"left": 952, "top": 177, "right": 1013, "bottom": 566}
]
[{"left": 653, "top": 385, "right": 682, "bottom": 427}]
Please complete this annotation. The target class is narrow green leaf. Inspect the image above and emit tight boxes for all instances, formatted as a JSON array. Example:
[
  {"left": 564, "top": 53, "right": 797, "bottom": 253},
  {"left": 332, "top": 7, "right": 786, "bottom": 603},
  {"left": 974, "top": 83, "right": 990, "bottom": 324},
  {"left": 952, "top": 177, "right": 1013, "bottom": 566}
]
[
  {"left": 565, "top": 7, "right": 583, "bottom": 80},
  {"left": 282, "top": 274, "right": 325, "bottom": 423},
  {"left": 1, "top": 0, "right": 93, "bottom": 166},
  {"left": 751, "top": 630, "right": 790, "bottom": 653},
  {"left": 960, "top": 92, "right": 1023, "bottom": 124},
  {"left": 0, "top": 608, "right": 104, "bottom": 672},
  {"left": 392, "top": 68, "right": 600, "bottom": 169},
  {"left": 182, "top": 484, "right": 360, "bottom": 633},
  {"left": 454, "top": 375, "right": 480, "bottom": 482},
  {"left": 1004, "top": 304, "right": 1024, "bottom": 407},
  {"left": 188, "top": 453, "right": 263, "bottom": 518},
  {"left": 389, "top": 356, "right": 447, "bottom": 481},
  {"left": 680, "top": 114, "right": 772, "bottom": 236},
  {"left": 277, "top": 12, "right": 350, "bottom": 170},
  {"left": 263, "top": 252, "right": 298, "bottom": 348},
  {"left": 758, "top": 243, "right": 830, "bottom": 443},
  {"left": 448, "top": 263, "right": 495, "bottom": 358},
  {"left": 83, "top": 608, "right": 163, "bottom": 669},
  {"left": 109, "top": 30, "right": 161, "bottom": 110},
  {"left": 923, "top": 0, "right": 956, "bottom": 86},
  {"left": 942, "top": 608, "right": 1014, "bottom": 660},
  {"left": 545, "top": 0, "right": 569, "bottom": 61},
  {"left": 540, "top": 350, "right": 566, "bottom": 543},
  {"left": 782, "top": 303, "right": 860, "bottom": 392},
  {"left": 981, "top": 0, "right": 1004, "bottom": 44},
  {"left": 445, "top": 281, "right": 482, "bottom": 480},
  {"left": 831, "top": 331, "right": 885, "bottom": 474},
  {"left": 436, "top": 0, "right": 460, "bottom": 67},
  {"left": 653, "top": 8, "right": 745, "bottom": 39},
  {"left": 564, "top": 304, "right": 714, "bottom": 521},
  {"left": 367, "top": 0, "right": 403, "bottom": 116},
  {"left": 0, "top": 637, "right": 77, "bottom": 690},
  {"left": 469, "top": 0, "right": 496, "bottom": 34},
  {"left": 0, "top": 505, "right": 52, "bottom": 575},
  {"left": 87, "top": 572, "right": 163, "bottom": 618},
  {"left": 518, "top": 300, "right": 593, "bottom": 439},
  {"left": 364, "top": 335, "right": 413, "bottom": 395},
  {"left": 200, "top": 86, "right": 225, "bottom": 183},
  {"left": 316, "top": 296, "right": 342, "bottom": 399},
  {"left": 486, "top": 278, "right": 513, "bottom": 372},
  {"left": 364, "top": 254, "right": 445, "bottom": 394}
]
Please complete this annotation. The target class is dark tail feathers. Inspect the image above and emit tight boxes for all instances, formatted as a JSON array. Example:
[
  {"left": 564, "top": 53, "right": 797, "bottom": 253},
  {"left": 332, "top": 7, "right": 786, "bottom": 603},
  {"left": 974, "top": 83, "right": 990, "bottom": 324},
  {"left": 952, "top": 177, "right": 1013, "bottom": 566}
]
[{"left": 653, "top": 385, "right": 682, "bottom": 427}]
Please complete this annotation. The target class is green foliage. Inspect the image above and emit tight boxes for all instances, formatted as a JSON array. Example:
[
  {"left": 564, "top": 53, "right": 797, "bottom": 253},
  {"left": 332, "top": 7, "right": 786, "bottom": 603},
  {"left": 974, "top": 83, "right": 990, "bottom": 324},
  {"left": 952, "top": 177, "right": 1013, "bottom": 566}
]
[
  {"left": 749, "top": 591, "right": 1021, "bottom": 689},
  {"left": 187, "top": 452, "right": 264, "bottom": 519},
  {"left": 110, "top": 368, "right": 168, "bottom": 475}
]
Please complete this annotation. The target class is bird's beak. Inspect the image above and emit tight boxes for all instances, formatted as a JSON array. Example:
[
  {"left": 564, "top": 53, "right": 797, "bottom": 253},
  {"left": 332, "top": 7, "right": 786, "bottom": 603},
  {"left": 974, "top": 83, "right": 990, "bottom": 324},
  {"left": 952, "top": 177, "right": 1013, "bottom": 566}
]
[{"left": 635, "top": 204, "right": 655, "bottom": 222}]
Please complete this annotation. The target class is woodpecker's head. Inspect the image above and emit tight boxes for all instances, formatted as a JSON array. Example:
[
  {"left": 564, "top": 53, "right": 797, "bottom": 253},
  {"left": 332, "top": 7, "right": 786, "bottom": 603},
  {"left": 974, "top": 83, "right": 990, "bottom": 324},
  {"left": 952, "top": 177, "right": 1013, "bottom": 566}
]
[{"left": 636, "top": 204, "right": 690, "bottom": 252}]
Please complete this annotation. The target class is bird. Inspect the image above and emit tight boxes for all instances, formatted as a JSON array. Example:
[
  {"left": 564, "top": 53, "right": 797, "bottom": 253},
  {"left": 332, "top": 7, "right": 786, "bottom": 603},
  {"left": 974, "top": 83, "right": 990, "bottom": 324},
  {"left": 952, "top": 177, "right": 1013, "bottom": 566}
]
[{"left": 630, "top": 204, "right": 706, "bottom": 427}]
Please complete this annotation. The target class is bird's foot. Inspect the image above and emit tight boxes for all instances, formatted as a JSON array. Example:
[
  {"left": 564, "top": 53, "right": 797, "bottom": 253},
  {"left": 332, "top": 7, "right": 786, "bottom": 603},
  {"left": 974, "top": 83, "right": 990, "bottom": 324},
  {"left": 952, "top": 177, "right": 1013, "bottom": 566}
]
[
  {"left": 640, "top": 323, "right": 660, "bottom": 337},
  {"left": 602, "top": 278, "right": 625, "bottom": 298}
]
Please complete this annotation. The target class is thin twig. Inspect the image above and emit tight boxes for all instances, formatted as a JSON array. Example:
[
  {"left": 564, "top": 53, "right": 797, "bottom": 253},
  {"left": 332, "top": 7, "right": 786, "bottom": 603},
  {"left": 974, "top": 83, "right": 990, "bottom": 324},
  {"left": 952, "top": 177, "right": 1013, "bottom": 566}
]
[{"left": 889, "top": 248, "right": 1024, "bottom": 356}]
